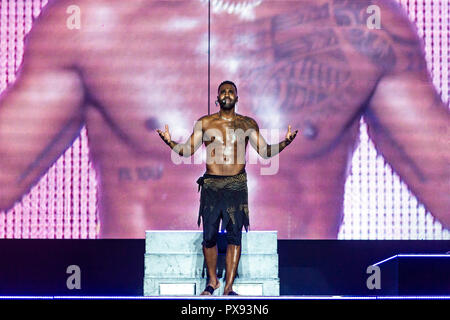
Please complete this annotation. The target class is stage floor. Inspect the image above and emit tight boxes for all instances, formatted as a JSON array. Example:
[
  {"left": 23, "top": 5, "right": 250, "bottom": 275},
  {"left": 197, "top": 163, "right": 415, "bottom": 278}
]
[{"left": 0, "top": 295, "right": 449, "bottom": 300}]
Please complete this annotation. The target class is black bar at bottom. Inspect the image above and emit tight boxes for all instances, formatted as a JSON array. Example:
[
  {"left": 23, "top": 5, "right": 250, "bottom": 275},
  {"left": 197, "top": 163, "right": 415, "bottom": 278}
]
[{"left": 0, "top": 298, "right": 448, "bottom": 318}]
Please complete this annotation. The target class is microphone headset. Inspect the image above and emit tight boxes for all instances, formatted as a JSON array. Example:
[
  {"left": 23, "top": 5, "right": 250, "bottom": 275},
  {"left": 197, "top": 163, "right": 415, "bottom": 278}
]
[{"left": 215, "top": 99, "right": 227, "bottom": 107}]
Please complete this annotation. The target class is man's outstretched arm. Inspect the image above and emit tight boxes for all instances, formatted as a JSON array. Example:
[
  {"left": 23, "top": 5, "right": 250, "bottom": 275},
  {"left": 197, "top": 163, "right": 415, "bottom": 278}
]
[
  {"left": 365, "top": 71, "right": 449, "bottom": 229},
  {"left": 362, "top": 1, "right": 450, "bottom": 229},
  {"left": 157, "top": 118, "right": 204, "bottom": 157},
  {"left": 0, "top": 3, "right": 85, "bottom": 212},
  {"left": 248, "top": 118, "right": 298, "bottom": 159}
]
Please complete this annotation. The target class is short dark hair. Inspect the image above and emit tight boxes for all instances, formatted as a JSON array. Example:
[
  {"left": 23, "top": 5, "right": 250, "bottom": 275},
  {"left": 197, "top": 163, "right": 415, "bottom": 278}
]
[{"left": 218, "top": 80, "right": 238, "bottom": 95}]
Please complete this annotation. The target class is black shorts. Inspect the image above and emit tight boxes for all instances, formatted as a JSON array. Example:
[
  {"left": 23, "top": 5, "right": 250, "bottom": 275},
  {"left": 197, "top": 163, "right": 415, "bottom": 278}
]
[{"left": 196, "top": 170, "right": 249, "bottom": 248}]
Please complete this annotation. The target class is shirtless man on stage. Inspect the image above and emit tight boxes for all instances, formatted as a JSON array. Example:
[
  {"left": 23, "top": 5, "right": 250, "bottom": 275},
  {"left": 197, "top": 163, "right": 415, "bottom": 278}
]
[
  {"left": 157, "top": 80, "right": 297, "bottom": 295},
  {"left": 0, "top": 0, "right": 448, "bottom": 239}
]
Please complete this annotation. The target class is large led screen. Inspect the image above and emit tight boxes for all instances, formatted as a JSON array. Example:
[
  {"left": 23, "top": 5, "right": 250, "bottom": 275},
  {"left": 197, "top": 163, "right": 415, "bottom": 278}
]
[{"left": 0, "top": 0, "right": 448, "bottom": 239}]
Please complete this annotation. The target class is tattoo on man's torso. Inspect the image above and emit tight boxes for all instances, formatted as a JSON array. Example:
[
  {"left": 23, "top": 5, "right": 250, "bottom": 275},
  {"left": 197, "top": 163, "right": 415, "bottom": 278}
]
[{"left": 225, "top": 0, "right": 421, "bottom": 124}]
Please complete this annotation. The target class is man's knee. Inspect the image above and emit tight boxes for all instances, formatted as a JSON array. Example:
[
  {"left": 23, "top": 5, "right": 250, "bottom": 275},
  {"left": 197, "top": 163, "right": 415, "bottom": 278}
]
[
  {"left": 203, "top": 229, "right": 218, "bottom": 248},
  {"left": 202, "top": 215, "right": 221, "bottom": 248},
  {"left": 226, "top": 231, "right": 242, "bottom": 246},
  {"left": 202, "top": 238, "right": 217, "bottom": 248}
]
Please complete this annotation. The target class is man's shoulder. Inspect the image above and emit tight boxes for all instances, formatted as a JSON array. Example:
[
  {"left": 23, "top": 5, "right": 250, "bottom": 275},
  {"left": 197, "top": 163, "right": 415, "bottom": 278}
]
[
  {"left": 194, "top": 114, "right": 217, "bottom": 130},
  {"left": 238, "top": 115, "right": 258, "bottom": 128},
  {"left": 28, "top": 0, "right": 111, "bottom": 43},
  {"left": 198, "top": 114, "right": 217, "bottom": 122},
  {"left": 36, "top": 0, "right": 136, "bottom": 34}
]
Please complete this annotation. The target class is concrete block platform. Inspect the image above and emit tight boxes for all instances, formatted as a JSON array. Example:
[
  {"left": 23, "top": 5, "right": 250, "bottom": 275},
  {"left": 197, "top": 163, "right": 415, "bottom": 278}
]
[{"left": 143, "top": 231, "right": 280, "bottom": 296}]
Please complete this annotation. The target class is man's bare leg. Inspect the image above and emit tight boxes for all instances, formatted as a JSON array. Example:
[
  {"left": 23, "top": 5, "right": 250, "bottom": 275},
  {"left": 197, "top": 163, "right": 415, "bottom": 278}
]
[
  {"left": 223, "top": 244, "right": 241, "bottom": 295},
  {"left": 201, "top": 245, "right": 220, "bottom": 295}
]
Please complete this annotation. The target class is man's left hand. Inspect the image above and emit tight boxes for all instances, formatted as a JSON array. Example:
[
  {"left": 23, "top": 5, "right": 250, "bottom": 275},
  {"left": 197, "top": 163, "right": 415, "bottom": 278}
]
[{"left": 285, "top": 125, "right": 298, "bottom": 144}]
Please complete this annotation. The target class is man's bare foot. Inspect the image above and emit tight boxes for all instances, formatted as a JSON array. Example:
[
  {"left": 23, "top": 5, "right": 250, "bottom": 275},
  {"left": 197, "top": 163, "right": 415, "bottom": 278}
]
[
  {"left": 223, "top": 287, "right": 238, "bottom": 296},
  {"left": 200, "top": 280, "right": 220, "bottom": 296}
]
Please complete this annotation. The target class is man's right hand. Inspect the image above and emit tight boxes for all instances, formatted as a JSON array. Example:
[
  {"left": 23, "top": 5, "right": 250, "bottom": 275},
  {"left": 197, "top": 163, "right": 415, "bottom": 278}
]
[{"left": 156, "top": 124, "right": 172, "bottom": 146}]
